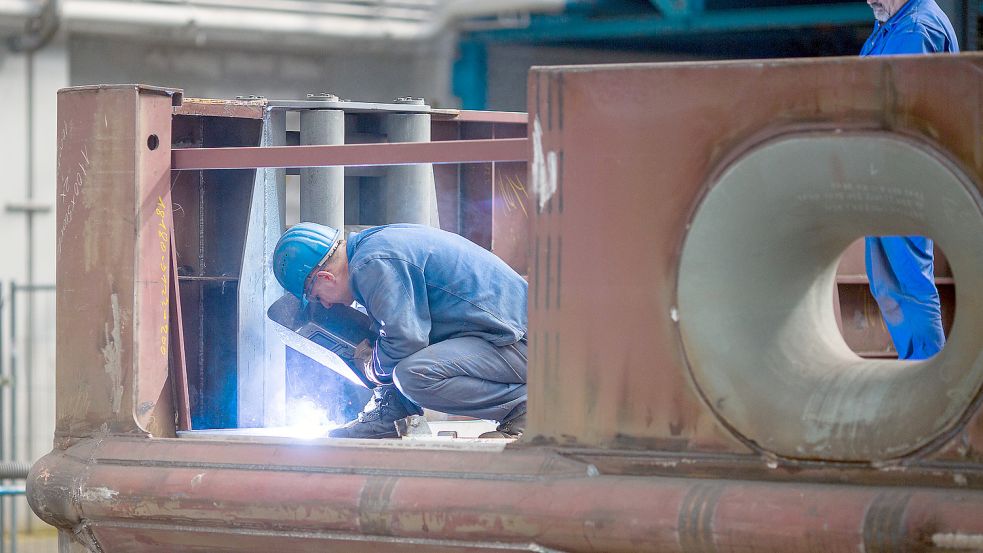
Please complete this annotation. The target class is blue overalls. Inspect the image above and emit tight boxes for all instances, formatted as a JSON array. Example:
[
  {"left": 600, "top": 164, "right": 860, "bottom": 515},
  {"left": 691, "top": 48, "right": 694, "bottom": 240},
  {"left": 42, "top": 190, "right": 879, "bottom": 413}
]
[
  {"left": 346, "top": 224, "right": 529, "bottom": 423},
  {"left": 860, "top": 0, "right": 957, "bottom": 359}
]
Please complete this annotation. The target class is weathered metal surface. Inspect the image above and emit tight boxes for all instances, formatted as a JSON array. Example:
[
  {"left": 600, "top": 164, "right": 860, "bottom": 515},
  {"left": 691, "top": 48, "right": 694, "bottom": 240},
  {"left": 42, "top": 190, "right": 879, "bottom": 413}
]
[
  {"left": 55, "top": 84, "right": 181, "bottom": 439},
  {"left": 432, "top": 110, "right": 528, "bottom": 124},
  {"left": 174, "top": 98, "right": 266, "bottom": 119},
  {"left": 171, "top": 138, "right": 529, "bottom": 170},
  {"left": 35, "top": 60, "right": 983, "bottom": 552},
  {"left": 525, "top": 54, "right": 983, "bottom": 462},
  {"left": 28, "top": 436, "right": 983, "bottom": 552}
]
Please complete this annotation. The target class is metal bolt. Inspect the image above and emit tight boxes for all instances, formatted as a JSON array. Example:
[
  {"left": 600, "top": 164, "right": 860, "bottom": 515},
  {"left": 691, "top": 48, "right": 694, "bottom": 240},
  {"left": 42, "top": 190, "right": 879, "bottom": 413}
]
[
  {"left": 235, "top": 94, "right": 265, "bottom": 101},
  {"left": 394, "top": 97, "right": 425, "bottom": 105},
  {"left": 307, "top": 92, "right": 340, "bottom": 102}
]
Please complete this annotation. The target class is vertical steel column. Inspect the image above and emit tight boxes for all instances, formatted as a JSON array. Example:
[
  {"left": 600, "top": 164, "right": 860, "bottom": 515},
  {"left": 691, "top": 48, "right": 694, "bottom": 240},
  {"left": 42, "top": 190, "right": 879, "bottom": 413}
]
[
  {"left": 300, "top": 101, "right": 345, "bottom": 229},
  {"left": 382, "top": 99, "right": 439, "bottom": 227},
  {"left": 238, "top": 106, "right": 288, "bottom": 428}
]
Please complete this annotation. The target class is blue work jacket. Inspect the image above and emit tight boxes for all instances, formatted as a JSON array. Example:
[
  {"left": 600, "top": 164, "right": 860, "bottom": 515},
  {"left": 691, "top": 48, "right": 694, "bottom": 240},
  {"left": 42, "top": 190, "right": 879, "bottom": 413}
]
[
  {"left": 860, "top": 0, "right": 956, "bottom": 359},
  {"left": 860, "top": 0, "right": 958, "bottom": 56},
  {"left": 346, "top": 224, "right": 528, "bottom": 383}
]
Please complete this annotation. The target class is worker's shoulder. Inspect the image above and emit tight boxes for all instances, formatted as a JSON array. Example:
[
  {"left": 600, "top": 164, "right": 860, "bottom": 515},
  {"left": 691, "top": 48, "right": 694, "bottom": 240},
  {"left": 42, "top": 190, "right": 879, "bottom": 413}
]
[
  {"left": 898, "top": 1, "right": 955, "bottom": 36},
  {"left": 353, "top": 223, "right": 478, "bottom": 253},
  {"left": 348, "top": 224, "right": 458, "bottom": 268}
]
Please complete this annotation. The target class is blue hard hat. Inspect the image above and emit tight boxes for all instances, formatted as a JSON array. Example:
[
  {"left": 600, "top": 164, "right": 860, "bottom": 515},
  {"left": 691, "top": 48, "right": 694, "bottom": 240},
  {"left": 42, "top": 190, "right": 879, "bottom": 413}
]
[{"left": 272, "top": 222, "right": 341, "bottom": 306}]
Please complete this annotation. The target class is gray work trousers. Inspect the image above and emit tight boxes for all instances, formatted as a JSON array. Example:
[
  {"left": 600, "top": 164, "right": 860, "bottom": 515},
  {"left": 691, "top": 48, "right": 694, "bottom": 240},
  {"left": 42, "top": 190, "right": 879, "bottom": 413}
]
[{"left": 392, "top": 336, "right": 527, "bottom": 423}]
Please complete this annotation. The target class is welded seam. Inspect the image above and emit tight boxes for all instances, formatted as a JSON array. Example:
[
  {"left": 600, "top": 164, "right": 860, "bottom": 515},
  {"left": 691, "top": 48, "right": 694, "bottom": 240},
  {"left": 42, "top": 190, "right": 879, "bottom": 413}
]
[
  {"left": 862, "top": 490, "right": 912, "bottom": 553},
  {"left": 358, "top": 476, "right": 399, "bottom": 536},
  {"left": 87, "top": 458, "right": 584, "bottom": 482},
  {"left": 83, "top": 518, "right": 559, "bottom": 551},
  {"left": 678, "top": 483, "right": 723, "bottom": 553}
]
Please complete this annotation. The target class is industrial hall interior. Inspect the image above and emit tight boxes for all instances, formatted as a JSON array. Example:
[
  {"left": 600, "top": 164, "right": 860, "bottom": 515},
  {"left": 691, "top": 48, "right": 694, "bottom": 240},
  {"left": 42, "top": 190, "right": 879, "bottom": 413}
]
[{"left": 1, "top": 0, "right": 982, "bottom": 551}]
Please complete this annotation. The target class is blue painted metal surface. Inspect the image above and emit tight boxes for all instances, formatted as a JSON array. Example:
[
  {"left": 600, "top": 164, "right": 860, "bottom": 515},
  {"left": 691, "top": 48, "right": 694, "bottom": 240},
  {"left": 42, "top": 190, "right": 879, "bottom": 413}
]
[
  {"left": 466, "top": 3, "right": 871, "bottom": 42},
  {"left": 0, "top": 486, "right": 25, "bottom": 496},
  {"left": 651, "top": 0, "right": 704, "bottom": 18},
  {"left": 452, "top": 39, "right": 488, "bottom": 110}
]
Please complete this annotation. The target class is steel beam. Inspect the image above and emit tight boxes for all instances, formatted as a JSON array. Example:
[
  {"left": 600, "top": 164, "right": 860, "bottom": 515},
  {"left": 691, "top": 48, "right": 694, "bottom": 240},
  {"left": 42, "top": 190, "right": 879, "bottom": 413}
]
[
  {"left": 28, "top": 436, "right": 983, "bottom": 553},
  {"left": 171, "top": 138, "right": 529, "bottom": 170}
]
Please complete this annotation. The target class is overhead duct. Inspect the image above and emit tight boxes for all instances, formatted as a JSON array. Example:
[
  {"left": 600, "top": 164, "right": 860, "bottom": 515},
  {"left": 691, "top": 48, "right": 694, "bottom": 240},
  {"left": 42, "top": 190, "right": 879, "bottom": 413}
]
[{"left": 0, "top": 0, "right": 566, "bottom": 48}]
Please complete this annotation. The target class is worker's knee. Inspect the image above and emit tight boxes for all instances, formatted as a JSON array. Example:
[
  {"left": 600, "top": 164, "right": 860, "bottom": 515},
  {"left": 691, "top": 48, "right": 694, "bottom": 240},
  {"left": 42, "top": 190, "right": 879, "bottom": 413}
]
[{"left": 391, "top": 360, "right": 433, "bottom": 404}]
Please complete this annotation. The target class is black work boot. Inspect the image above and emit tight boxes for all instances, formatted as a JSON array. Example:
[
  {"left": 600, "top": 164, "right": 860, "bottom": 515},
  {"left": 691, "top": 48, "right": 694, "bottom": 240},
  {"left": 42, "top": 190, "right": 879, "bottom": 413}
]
[
  {"left": 478, "top": 409, "right": 526, "bottom": 439},
  {"left": 329, "top": 385, "right": 421, "bottom": 439}
]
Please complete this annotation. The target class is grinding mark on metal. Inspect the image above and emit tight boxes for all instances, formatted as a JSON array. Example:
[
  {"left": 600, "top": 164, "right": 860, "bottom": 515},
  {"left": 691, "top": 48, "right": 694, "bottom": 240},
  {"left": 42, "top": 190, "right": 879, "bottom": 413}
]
[
  {"left": 102, "top": 293, "right": 123, "bottom": 414},
  {"left": 531, "top": 118, "right": 558, "bottom": 212},
  {"left": 547, "top": 73, "right": 553, "bottom": 132},
  {"left": 79, "top": 486, "right": 119, "bottom": 503},
  {"left": 555, "top": 236, "right": 562, "bottom": 310},
  {"left": 557, "top": 73, "right": 564, "bottom": 131},
  {"left": 544, "top": 333, "right": 551, "bottom": 403},
  {"left": 558, "top": 150, "right": 564, "bottom": 213},
  {"left": 534, "top": 234, "right": 541, "bottom": 311},
  {"left": 545, "top": 235, "right": 552, "bottom": 311},
  {"left": 678, "top": 483, "right": 723, "bottom": 553},
  {"left": 553, "top": 332, "right": 560, "bottom": 387},
  {"left": 86, "top": 519, "right": 562, "bottom": 550},
  {"left": 359, "top": 476, "right": 399, "bottom": 536},
  {"left": 863, "top": 490, "right": 912, "bottom": 553},
  {"left": 933, "top": 533, "right": 983, "bottom": 550}
]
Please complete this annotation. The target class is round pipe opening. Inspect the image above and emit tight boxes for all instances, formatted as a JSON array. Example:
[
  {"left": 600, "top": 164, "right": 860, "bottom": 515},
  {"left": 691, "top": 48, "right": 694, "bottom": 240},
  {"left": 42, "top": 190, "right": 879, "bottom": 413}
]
[{"left": 677, "top": 132, "right": 983, "bottom": 461}]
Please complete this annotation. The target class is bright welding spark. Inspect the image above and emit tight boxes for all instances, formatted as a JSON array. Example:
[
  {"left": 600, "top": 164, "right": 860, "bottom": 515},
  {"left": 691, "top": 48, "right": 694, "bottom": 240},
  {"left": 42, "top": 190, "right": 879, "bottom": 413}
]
[{"left": 280, "top": 398, "right": 340, "bottom": 440}]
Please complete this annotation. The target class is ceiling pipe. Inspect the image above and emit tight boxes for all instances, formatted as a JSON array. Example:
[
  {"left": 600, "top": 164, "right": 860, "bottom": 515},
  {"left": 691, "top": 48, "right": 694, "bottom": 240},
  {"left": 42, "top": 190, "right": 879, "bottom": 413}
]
[{"left": 0, "top": 0, "right": 567, "bottom": 48}]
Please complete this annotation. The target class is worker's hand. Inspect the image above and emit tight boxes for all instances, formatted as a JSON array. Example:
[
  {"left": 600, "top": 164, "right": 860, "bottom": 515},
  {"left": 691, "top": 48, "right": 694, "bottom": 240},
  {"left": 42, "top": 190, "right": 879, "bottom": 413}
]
[{"left": 353, "top": 339, "right": 375, "bottom": 382}]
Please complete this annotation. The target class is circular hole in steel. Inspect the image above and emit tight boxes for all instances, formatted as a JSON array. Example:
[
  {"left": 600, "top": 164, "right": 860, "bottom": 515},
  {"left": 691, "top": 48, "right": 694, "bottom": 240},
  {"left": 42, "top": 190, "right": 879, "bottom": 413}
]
[
  {"left": 147, "top": 134, "right": 160, "bottom": 151},
  {"left": 676, "top": 132, "right": 983, "bottom": 462}
]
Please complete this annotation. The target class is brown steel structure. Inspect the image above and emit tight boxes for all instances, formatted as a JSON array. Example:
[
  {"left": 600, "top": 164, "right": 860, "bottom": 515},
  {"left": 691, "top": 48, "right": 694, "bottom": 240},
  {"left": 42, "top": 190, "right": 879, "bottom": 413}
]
[
  {"left": 30, "top": 54, "right": 983, "bottom": 552},
  {"left": 171, "top": 138, "right": 529, "bottom": 170}
]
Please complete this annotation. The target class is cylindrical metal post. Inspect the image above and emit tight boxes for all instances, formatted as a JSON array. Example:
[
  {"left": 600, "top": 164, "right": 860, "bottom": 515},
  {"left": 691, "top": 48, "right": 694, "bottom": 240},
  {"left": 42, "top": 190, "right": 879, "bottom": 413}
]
[
  {"left": 382, "top": 99, "right": 439, "bottom": 227},
  {"left": 300, "top": 107, "right": 345, "bottom": 229},
  {"left": 7, "top": 282, "right": 14, "bottom": 552}
]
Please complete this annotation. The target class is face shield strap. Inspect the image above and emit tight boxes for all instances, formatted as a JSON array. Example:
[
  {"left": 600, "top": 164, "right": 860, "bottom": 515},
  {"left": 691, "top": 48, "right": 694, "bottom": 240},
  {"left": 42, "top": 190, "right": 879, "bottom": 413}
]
[{"left": 303, "top": 238, "right": 343, "bottom": 302}]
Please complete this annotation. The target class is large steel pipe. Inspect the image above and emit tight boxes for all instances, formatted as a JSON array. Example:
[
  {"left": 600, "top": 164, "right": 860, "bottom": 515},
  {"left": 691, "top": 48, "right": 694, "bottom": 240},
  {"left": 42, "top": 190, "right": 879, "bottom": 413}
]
[
  {"left": 677, "top": 132, "right": 983, "bottom": 462},
  {"left": 381, "top": 106, "right": 439, "bottom": 226},
  {"left": 28, "top": 437, "right": 983, "bottom": 552},
  {"left": 300, "top": 109, "right": 345, "bottom": 228}
]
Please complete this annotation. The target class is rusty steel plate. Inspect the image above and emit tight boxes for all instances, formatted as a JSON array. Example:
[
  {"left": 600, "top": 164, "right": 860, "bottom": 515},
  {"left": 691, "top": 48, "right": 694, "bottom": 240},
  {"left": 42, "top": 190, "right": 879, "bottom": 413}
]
[{"left": 526, "top": 54, "right": 983, "bottom": 464}]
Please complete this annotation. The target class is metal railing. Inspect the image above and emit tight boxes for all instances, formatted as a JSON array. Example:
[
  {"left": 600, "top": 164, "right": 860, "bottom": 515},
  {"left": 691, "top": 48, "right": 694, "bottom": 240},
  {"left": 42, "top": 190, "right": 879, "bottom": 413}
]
[{"left": 0, "top": 281, "right": 55, "bottom": 553}]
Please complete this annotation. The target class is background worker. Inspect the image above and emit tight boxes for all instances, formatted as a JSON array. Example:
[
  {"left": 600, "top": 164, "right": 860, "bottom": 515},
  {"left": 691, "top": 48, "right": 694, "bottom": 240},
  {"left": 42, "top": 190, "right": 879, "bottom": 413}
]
[
  {"left": 860, "top": 0, "right": 957, "bottom": 359},
  {"left": 272, "top": 222, "right": 528, "bottom": 439}
]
